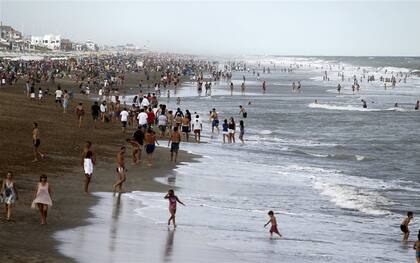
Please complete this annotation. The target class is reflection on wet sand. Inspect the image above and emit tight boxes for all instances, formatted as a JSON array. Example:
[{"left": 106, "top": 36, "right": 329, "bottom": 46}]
[{"left": 163, "top": 228, "right": 176, "bottom": 262}]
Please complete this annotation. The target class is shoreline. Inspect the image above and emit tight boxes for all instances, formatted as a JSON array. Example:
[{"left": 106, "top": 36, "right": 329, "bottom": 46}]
[{"left": 0, "top": 78, "right": 198, "bottom": 262}]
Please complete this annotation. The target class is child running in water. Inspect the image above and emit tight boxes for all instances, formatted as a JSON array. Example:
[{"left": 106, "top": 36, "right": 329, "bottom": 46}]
[
  {"left": 414, "top": 230, "right": 420, "bottom": 263},
  {"left": 401, "top": 211, "right": 414, "bottom": 242},
  {"left": 164, "top": 189, "right": 185, "bottom": 228},
  {"left": 264, "top": 210, "right": 282, "bottom": 238}
]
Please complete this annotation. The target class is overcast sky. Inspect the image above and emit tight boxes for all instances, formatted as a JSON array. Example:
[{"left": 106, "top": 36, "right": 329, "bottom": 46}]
[{"left": 1, "top": 0, "right": 419, "bottom": 56}]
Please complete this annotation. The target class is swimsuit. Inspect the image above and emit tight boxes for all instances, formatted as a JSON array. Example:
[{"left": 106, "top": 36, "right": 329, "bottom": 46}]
[
  {"left": 400, "top": 224, "right": 408, "bottom": 233},
  {"left": 169, "top": 196, "right": 177, "bottom": 212},
  {"left": 146, "top": 144, "right": 155, "bottom": 154},
  {"left": 171, "top": 142, "right": 180, "bottom": 152},
  {"left": 270, "top": 225, "right": 280, "bottom": 234}
]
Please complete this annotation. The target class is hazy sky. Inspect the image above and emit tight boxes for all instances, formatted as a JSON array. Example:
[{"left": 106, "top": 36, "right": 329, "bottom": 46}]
[{"left": 1, "top": 0, "right": 419, "bottom": 56}]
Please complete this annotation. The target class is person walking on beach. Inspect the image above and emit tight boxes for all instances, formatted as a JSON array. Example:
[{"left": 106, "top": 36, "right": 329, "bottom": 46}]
[
  {"left": 181, "top": 115, "right": 190, "bottom": 142},
  {"left": 239, "top": 120, "right": 245, "bottom": 144},
  {"left": 164, "top": 189, "right": 185, "bottom": 228},
  {"left": 91, "top": 101, "right": 100, "bottom": 128},
  {"left": 401, "top": 211, "right": 414, "bottom": 242},
  {"left": 230, "top": 82, "right": 234, "bottom": 96},
  {"left": 415, "top": 100, "right": 419, "bottom": 110},
  {"left": 144, "top": 128, "right": 159, "bottom": 167},
  {"left": 81, "top": 141, "right": 96, "bottom": 194},
  {"left": 133, "top": 126, "right": 145, "bottom": 164},
  {"left": 75, "top": 103, "right": 85, "bottom": 128},
  {"left": 1, "top": 172, "right": 19, "bottom": 221},
  {"left": 32, "top": 122, "right": 45, "bottom": 162},
  {"left": 100, "top": 101, "right": 107, "bottom": 123},
  {"left": 126, "top": 138, "right": 141, "bottom": 165},
  {"left": 210, "top": 108, "right": 219, "bottom": 133},
  {"left": 192, "top": 114, "right": 203, "bottom": 143},
  {"left": 264, "top": 210, "right": 282, "bottom": 238},
  {"left": 62, "top": 90, "right": 70, "bottom": 113},
  {"left": 168, "top": 126, "right": 181, "bottom": 162},
  {"left": 228, "top": 117, "right": 236, "bottom": 143},
  {"left": 55, "top": 86, "right": 63, "bottom": 107},
  {"left": 120, "top": 108, "right": 129, "bottom": 134},
  {"left": 113, "top": 146, "right": 127, "bottom": 193},
  {"left": 32, "top": 175, "right": 52, "bottom": 225}
]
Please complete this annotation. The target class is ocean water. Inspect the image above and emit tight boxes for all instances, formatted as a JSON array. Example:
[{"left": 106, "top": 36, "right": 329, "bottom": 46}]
[{"left": 56, "top": 56, "right": 420, "bottom": 262}]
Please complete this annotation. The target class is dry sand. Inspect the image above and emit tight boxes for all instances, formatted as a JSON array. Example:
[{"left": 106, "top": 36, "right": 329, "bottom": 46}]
[{"left": 0, "top": 77, "right": 196, "bottom": 262}]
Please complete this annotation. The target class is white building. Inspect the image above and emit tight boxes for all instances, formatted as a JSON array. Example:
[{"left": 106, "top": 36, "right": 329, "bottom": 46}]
[
  {"left": 31, "top": 34, "right": 61, "bottom": 50},
  {"left": 85, "top": 40, "right": 97, "bottom": 51}
]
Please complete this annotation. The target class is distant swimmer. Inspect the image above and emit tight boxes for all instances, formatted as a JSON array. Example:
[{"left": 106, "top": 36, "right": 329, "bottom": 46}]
[
  {"left": 264, "top": 210, "right": 282, "bottom": 238},
  {"left": 401, "top": 211, "right": 414, "bottom": 242},
  {"left": 241, "top": 82, "right": 246, "bottom": 96},
  {"left": 337, "top": 84, "right": 342, "bottom": 94},
  {"left": 394, "top": 103, "right": 399, "bottom": 108},
  {"left": 415, "top": 100, "right": 419, "bottom": 110},
  {"left": 230, "top": 82, "right": 234, "bottom": 96},
  {"left": 361, "top": 99, "right": 367, "bottom": 109},
  {"left": 314, "top": 99, "right": 319, "bottom": 104},
  {"left": 262, "top": 80, "right": 266, "bottom": 93}
]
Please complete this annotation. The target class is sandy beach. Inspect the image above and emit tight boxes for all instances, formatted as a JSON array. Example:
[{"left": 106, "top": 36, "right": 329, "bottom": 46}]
[{"left": 0, "top": 76, "right": 195, "bottom": 262}]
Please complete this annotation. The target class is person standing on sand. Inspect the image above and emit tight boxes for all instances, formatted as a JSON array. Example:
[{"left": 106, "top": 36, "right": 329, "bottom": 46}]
[
  {"left": 32, "top": 175, "right": 52, "bottom": 225},
  {"left": 415, "top": 100, "right": 419, "bottom": 110},
  {"left": 81, "top": 141, "right": 96, "bottom": 194},
  {"left": 91, "top": 101, "right": 100, "bottom": 128},
  {"left": 264, "top": 210, "right": 282, "bottom": 238},
  {"left": 113, "top": 146, "right": 127, "bottom": 193},
  {"left": 144, "top": 128, "right": 159, "bottom": 167},
  {"left": 75, "top": 103, "right": 85, "bottom": 128},
  {"left": 168, "top": 126, "right": 181, "bottom": 162},
  {"left": 63, "top": 90, "right": 70, "bottom": 113},
  {"left": 164, "top": 189, "right": 185, "bottom": 228},
  {"left": 32, "top": 122, "right": 45, "bottom": 162},
  {"left": 1, "top": 172, "right": 19, "bottom": 221},
  {"left": 230, "top": 82, "right": 234, "bottom": 96}
]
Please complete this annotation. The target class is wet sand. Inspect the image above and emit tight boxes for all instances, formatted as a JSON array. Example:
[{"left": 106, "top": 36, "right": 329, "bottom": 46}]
[{"left": 0, "top": 77, "right": 196, "bottom": 262}]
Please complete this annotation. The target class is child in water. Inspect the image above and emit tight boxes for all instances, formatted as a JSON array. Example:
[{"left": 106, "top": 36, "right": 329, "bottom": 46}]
[
  {"left": 164, "top": 189, "right": 185, "bottom": 228},
  {"left": 264, "top": 210, "right": 282, "bottom": 238},
  {"left": 414, "top": 230, "right": 420, "bottom": 263},
  {"left": 401, "top": 211, "right": 414, "bottom": 242}
]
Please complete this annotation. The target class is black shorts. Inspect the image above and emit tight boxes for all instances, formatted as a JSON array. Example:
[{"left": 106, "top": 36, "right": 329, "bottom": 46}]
[
  {"left": 400, "top": 225, "right": 408, "bottom": 233},
  {"left": 122, "top": 121, "right": 127, "bottom": 128},
  {"left": 33, "top": 139, "right": 41, "bottom": 148},
  {"left": 159, "top": 125, "right": 166, "bottom": 132},
  {"left": 92, "top": 114, "right": 99, "bottom": 120},
  {"left": 181, "top": 126, "right": 189, "bottom": 133},
  {"left": 55, "top": 99, "right": 62, "bottom": 103}
]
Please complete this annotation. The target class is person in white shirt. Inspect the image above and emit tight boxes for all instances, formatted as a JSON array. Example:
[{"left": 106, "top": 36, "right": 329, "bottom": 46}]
[
  {"left": 141, "top": 97, "right": 150, "bottom": 108},
  {"left": 55, "top": 87, "right": 63, "bottom": 106},
  {"left": 120, "top": 108, "right": 130, "bottom": 133},
  {"left": 192, "top": 115, "right": 203, "bottom": 143},
  {"left": 137, "top": 108, "right": 148, "bottom": 128},
  {"left": 157, "top": 113, "right": 168, "bottom": 138},
  {"left": 100, "top": 101, "right": 107, "bottom": 122}
]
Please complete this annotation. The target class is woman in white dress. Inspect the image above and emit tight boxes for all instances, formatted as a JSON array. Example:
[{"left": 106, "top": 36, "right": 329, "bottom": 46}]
[{"left": 1, "top": 172, "right": 19, "bottom": 221}]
